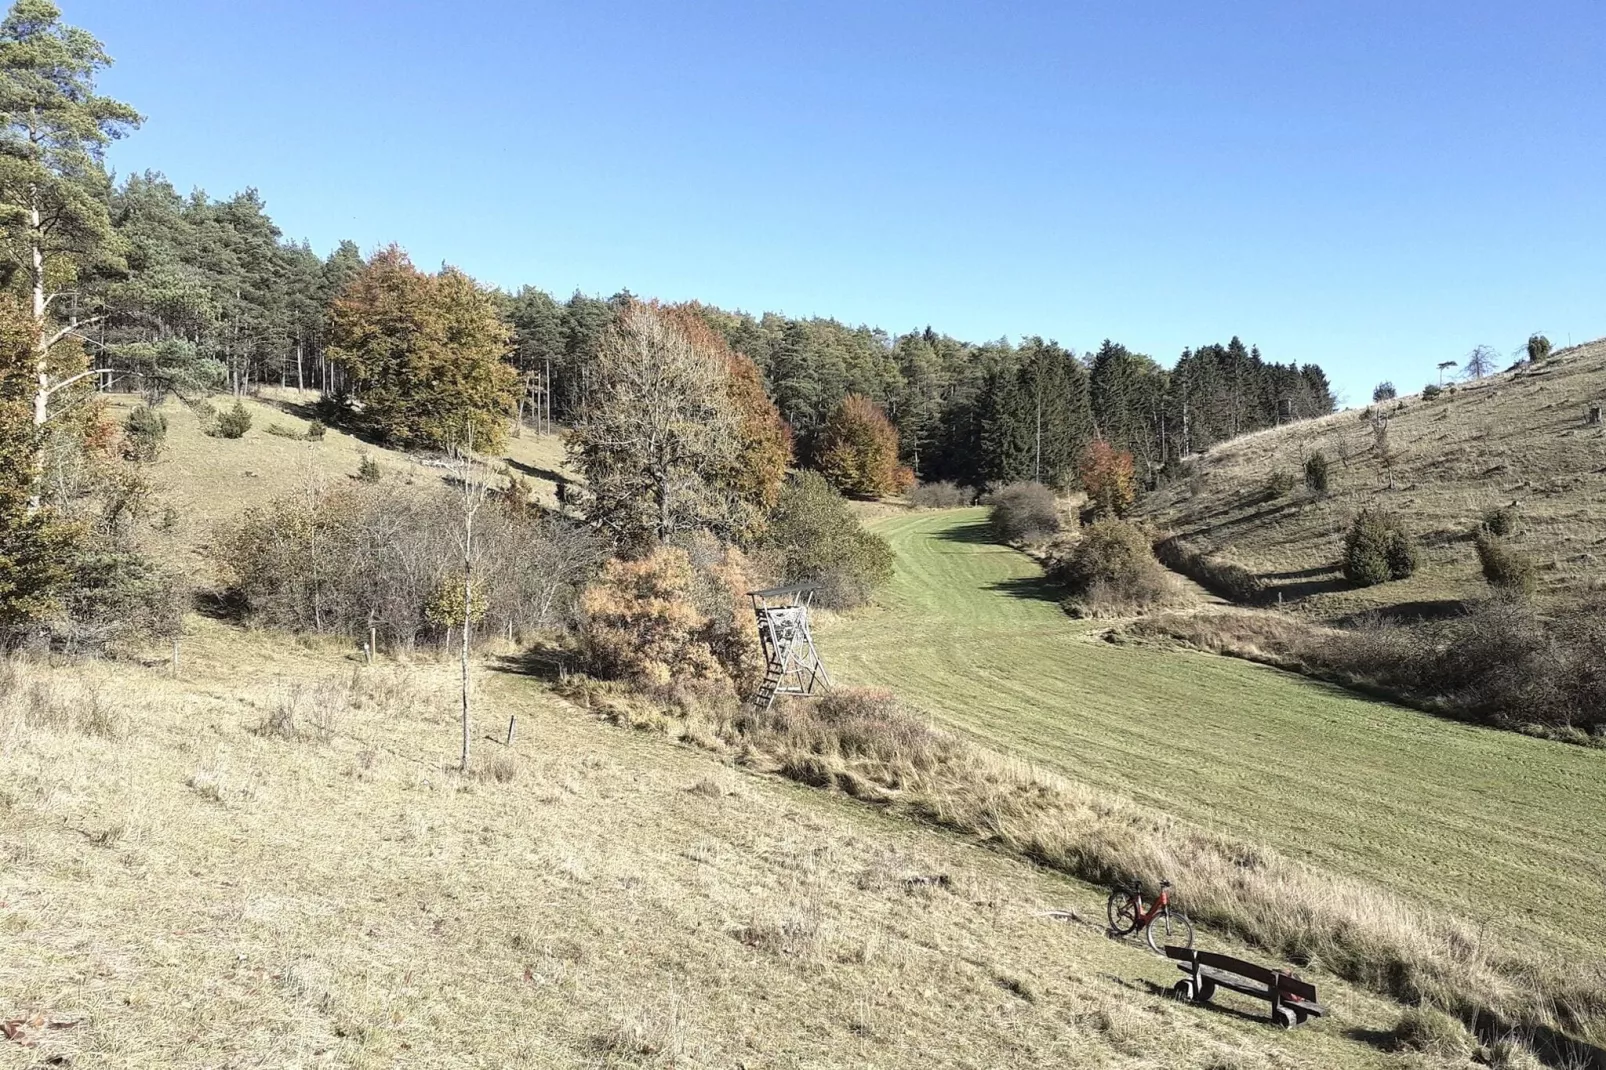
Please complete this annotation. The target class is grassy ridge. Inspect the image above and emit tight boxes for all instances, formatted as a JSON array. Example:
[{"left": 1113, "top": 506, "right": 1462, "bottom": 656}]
[{"left": 822, "top": 507, "right": 1606, "bottom": 960}]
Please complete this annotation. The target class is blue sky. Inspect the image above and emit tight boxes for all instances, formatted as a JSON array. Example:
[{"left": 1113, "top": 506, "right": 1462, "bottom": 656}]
[{"left": 73, "top": 0, "right": 1606, "bottom": 406}]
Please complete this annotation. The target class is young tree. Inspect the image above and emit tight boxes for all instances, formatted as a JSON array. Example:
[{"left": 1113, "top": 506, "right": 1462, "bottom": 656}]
[
  {"left": 1525, "top": 334, "right": 1552, "bottom": 364},
  {"left": 0, "top": 0, "right": 140, "bottom": 503},
  {"left": 1079, "top": 438, "right": 1137, "bottom": 518},
  {"left": 814, "top": 393, "right": 911, "bottom": 497},
  {"left": 1372, "top": 381, "right": 1397, "bottom": 402},
  {"left": 445, "top": 443, "right": 491, "bottom": 772},
  {"left": 1462, "top": 345, "right": 1497, "bottom": 379},
  {"left": 325, "top": 247, "right": 517, "bottom": 450},
  {"left": 568, "top": 301, "right": 739, "bottom": 549}
]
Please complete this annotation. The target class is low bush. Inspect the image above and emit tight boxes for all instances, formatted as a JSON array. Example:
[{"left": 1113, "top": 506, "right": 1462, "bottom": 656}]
[
  {"left": 1480, "top": 502, "right": 1523, "bottom": 537},
  {"left": 1373, "top": 381, "right": 1397, "bottom": 402},
  {"left": 1474, "top": 530, "right": 1536, "bottom": 598},
  {"left": 1265, "top": 469, "right": 1296, "bottom": 498},
  {"left": 1343, "top": 509, "right": 1419, "bottom": 587},
  {"left": 577, "top": 546, "right": 760, "bottom": 696},
  {"left": 907, "top": 480, "right": 974, "bottom": 508},
  {"left": 213, "top": 483, "right": 605, "bottom": 648},
  {"left": 758, "top": 471, "right": 894, "bottom": 610},
  {"left": 1052, "top": 520, "right": 1177, "bottom": 615},
  {"left": 121, "top": 405, "right": 167, "bottom": 462},
  {"left": 1130, "top": 601, "right": 1606, "bottom": 740},
  {"left": 1154, "top": 537, "right": 1265, "bottom": 604},
  {"left": 987, "top": 482, "right": 1060, "bottom": 543},
  {"left": 305, "top": 419, "right": 327, "bottom": 441},
  {"left": 211, "top": 400, "right": 252, "bottom": 439},
  {"left": 356, "top": 454, "right": 381, "bottom": 483},
  {"left": 1422, "top": 383, "right": 1443, "bottom": 400},
  {"left": 1303, "top": 452, "right": 1330, "bottom": 494}
]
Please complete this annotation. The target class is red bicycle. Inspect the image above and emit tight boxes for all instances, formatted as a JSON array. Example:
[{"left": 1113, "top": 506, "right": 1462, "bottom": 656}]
[{"left": 1107, "top": 878, "right": 1195, "bottom": 953}]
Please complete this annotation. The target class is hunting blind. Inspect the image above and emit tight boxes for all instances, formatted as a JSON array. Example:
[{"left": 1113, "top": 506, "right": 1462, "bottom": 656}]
[{"left": 749, "top": 583, "right": 831, "bottom": 709}]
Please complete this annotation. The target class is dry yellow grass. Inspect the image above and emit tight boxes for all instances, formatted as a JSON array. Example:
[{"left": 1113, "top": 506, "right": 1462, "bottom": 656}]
[
  {"left": 1139, "top": 339, "right": 1606, "bottom": 618},
  {"left": 0, "top": 620, "right": 1464, "bottom": 1069},
  {"left": 101, "top": 388, "right": 572, "bottom": 570}
]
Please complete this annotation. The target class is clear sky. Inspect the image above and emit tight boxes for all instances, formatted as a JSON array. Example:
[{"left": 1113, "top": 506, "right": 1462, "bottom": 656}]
[{"left": 72, "top": 0, "right": 1606, "bottom": 406}]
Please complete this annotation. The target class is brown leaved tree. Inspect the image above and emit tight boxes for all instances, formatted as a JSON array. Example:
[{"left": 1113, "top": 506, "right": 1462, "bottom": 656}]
[
  {"left": 325, "top": 247, "right": 517, "bottom": 451},
  {"left": 814, "top": 394, "right": 912, "bottom": 498}
]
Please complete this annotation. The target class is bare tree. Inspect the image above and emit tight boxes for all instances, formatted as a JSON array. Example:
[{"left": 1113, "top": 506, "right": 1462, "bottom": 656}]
[
  {"left": 1463, "top": 345, "right": 1498, "bottom": 380},
  {"left": 445, "top": 441, "right": 493, "bottom": 772},
  {"left": 567, "top": 303, "right": 738, "bottom": 548},
  {"left": 1370, "top": 409, "right": 1397, "bottom": 489}
]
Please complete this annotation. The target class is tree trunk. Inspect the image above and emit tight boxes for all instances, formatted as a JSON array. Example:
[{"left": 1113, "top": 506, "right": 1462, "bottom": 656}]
[
  {"left": 460, "top": 519, "right": 473, "bottom": 772},
  {"left": 28, "top": 192, "right": 48, "bottom": 512}
]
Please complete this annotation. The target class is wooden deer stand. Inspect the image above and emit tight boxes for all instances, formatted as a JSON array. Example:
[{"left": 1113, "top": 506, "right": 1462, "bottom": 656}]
[{"left": 749, "top": 583, "right": 831, "bottom": 709}]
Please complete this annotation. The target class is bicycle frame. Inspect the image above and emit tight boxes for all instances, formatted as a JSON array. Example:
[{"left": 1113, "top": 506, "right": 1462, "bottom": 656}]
[{"left": 1133, "top": 886, "right": 1171, "bottom": 926}]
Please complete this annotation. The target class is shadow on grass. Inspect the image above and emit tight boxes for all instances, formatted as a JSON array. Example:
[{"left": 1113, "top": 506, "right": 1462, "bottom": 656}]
[
  {"left": 506, "top": 457, "right": 568, "bottom": 484},
  {"left": 984, "top": 574, "right": 1066, "bottom": 605},
  {"left": 1332, "top": 599, "right": 1470, "bottom": 628},
  {"left": 488, "top": 646, "right": 570, "bottom": 682},
  {"left": 934, "top": 518, "right": 999, "bottom": 545},
  {"left": 1136, "top": 979, "right": 1275, "bottom": 1027}
]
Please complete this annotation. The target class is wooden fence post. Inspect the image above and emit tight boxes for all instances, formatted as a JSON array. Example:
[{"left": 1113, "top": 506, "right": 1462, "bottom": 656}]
[{"left": 506, "top": 715, "right": 516, "bottom": 747}]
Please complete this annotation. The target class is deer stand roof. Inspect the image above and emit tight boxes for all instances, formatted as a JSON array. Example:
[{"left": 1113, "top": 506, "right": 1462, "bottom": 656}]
[{"left": 748, "top": 583, "right": 831, "bottom": 710}]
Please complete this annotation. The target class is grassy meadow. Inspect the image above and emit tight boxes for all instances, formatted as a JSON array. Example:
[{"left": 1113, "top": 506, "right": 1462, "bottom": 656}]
[
  {"left": 822, "top": 507, "right": 1606, "bottom": 964},
  {"left": 0, "top": 620, "right": 1448, "bottom": 1070},
  {"left": 1137, "top": 339, "right": 1606, "bottom": 619}
]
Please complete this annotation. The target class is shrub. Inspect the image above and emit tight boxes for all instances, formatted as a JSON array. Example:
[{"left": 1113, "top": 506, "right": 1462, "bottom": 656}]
[
  {"left": 987, "top": 482, "right": 1060, "bottom": 543},
  {"left": 305, "top": 419, "right": 327, "bottom": 442},
  {"left": 1479, "top": 502, "right": 1522, "bottom": 537},
  {"left": 1078, "top": 439, "right": 1136, "bottom": 518},
  {"left": 1474, "top": 530, "right": 1536, "bottom": 598},
  {"left": 356, "top": 454, "right": 381, "bottom": 483},
  {"left": 121, "top": 405, "right": 167, "bottom": 462},
  {"left": 1343, "top": 509, "right": 1418, "bottom": 587},
  {"left": 1422, "top": 383, "right": 1443, "bottom": 400},
  {"left": 1052, "top": 520, "right": 1176, "bottom": 614},
  {"left": 758, "top": 471, "right": 894, "bottom": 610},
  {"left": 1372, "top": 381, "right": 1397, "bottom": 402},
  {"left": 1303, "top": 452, "right": 1330, "bottom": 494},
  {"left": 907, "top": 480, "right": 974, "bottom": 508},
  {"left": 213, "top": 484, "right": 604, "bottom": 647},
  {"left": 1154, "top": 537, "right": 1265, "bottom": 604},
  {"left": 577, "top": 546, "right": 757, "bottom": 694},
  {"left": 1265, "top": 469, "right": 1296, "bottom": 498},
  {"left": 211, "top": 400, "right": 252, "bottom": 439},
  {"left": 1526, "top": 333, "right": 1552, "bottom": 363}
]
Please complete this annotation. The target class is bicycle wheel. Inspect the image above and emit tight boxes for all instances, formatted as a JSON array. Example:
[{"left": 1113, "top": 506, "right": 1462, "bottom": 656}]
[
  {"left": 1107, "top": 889, "right": 1140, "bottom": 936},
  {"left": 1146, "top": 908, "right": 1194, "bottom": 953}
]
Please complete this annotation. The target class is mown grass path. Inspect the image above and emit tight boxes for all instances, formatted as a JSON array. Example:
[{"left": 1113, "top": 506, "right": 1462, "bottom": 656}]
[{"left": 820, "top": 507, "right": 1606, "bottom": 955}]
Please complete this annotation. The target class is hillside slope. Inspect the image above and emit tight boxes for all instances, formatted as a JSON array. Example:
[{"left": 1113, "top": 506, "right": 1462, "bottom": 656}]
[
  {"left": 0, "top": 622, "right": 1436, "bottom": 1069},
  {"left": 1138, "top": 339, "right": 1606, "bottom": 619}
]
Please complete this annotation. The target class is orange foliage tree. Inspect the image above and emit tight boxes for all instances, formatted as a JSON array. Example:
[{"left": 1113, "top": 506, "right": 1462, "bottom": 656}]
[
  {"left": 577, "top": 545, "right": 762, "bottom": 697},
  {"left": 813, "top": 394, "right": 913, "bottom": 497},
  {"left": 1079, "top": 439, "right": 1137, "bottom": 517}
]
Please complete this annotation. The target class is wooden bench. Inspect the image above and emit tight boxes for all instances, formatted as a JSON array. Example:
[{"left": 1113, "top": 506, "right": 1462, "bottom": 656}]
[{"left": 1164, "top": 945, "right": 1327, "bottom": 1028}]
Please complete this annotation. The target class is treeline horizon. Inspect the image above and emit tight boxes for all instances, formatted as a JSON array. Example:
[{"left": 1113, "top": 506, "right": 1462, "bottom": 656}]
[{"left": 90, "top": 169, "right": 1336, "bottom": 488}]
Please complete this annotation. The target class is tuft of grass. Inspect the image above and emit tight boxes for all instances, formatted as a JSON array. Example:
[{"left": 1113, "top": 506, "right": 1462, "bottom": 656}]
[{"left": 1392, "top": 1005, "right": 1474, "bottom": 1058}]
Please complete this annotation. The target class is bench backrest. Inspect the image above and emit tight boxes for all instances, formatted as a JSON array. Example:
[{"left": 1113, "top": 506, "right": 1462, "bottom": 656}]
[{"left": 1164, "top": 946, "right": 1319, "bottom": 1004}]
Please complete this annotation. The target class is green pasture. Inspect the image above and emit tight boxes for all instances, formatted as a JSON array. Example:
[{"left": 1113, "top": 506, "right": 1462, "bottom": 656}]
[{"left": 820, "top": 507, "right": 1606, "bottom": 957}]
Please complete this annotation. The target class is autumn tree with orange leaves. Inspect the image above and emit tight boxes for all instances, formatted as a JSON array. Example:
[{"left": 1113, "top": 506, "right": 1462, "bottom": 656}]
[
  {"left": 814, "top": 394, "right": 913, "bottom": 498},
  {"left": 1079, "top": 438, "right": 1136, "bottom": 518}
]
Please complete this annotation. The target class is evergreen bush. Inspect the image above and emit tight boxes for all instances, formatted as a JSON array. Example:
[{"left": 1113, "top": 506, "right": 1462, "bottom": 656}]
[
  {"left": 1303, "top": 452, "right": 1330, "bottom": 494},
  {"left": 1474, "top": 530, "right": 1536, "bottom": 598},
  {"left": 121, "top": 405, "right": 167, "bottom": 462},
  {"left": 1343, "top": 509, "right": 1419, "bottom": 587},
  {"left": 212, "top": 400, "right": 252, "bottom": 439}
]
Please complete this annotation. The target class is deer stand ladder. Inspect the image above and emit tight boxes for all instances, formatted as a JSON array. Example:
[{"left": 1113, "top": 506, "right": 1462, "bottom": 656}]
[{"left": 748, "top": 583, "right": 831, "bottom": 709}]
